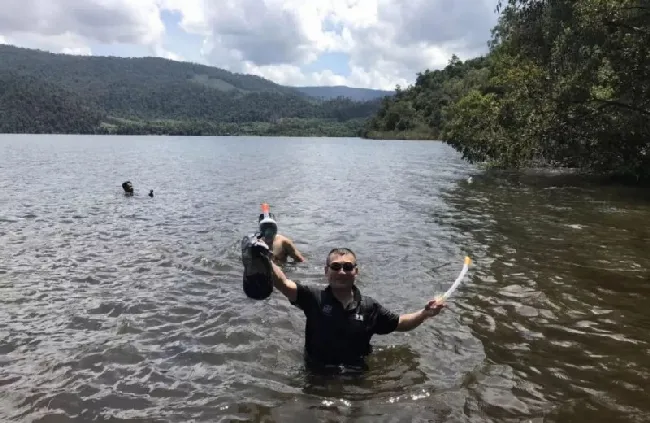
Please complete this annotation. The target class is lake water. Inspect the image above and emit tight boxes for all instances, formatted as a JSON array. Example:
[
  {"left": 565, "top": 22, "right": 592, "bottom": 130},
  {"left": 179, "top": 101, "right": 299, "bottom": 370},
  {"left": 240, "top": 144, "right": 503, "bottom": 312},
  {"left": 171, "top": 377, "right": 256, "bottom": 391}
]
[{"left": 1, "top": 134, "right": 649, "bottom": 423}]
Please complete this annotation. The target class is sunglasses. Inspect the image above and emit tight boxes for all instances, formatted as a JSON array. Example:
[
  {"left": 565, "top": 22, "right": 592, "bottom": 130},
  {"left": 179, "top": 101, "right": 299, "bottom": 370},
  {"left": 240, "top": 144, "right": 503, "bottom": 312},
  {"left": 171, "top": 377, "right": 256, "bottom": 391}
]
[{"left": 328, "top": 262, "right": 357, "bottom": 272}]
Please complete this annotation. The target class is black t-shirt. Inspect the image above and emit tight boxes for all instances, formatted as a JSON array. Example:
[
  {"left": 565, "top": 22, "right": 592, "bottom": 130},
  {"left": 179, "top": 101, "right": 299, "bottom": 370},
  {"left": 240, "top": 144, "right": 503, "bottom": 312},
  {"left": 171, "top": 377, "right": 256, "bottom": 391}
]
[{"left": 290, "top": 282, "right": 400, "bottom": 367}]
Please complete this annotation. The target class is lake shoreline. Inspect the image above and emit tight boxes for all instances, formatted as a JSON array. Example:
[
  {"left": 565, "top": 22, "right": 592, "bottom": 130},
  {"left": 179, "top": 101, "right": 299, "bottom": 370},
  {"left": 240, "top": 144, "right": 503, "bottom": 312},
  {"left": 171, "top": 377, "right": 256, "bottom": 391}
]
[
  {"left": 361, "top": 129, "right": 440, "bottom": 141},
  {"left": 0, "top": 117, "right": 369, "bottom": 138}
]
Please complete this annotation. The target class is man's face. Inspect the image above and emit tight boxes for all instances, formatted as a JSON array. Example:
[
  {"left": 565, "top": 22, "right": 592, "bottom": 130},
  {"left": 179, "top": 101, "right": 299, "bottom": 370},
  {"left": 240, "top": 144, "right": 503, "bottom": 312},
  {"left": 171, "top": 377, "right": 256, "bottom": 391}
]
[{"left": 325, "top": 253, "right": 358, "bottom": 289}]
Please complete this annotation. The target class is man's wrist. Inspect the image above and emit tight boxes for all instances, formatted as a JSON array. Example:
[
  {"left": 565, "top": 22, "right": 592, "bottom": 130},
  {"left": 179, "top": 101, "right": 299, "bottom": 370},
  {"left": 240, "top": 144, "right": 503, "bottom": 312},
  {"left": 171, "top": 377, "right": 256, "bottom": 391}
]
[{"left": 270, "top": 260, "right": 286, "bottom": 281}]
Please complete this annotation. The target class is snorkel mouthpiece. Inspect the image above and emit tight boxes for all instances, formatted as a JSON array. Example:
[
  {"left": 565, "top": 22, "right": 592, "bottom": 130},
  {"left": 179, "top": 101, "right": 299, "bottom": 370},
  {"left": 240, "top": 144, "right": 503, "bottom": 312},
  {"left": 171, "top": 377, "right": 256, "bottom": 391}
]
[{"left": 258, "top": 203, "right": 277, "bottom": 238}]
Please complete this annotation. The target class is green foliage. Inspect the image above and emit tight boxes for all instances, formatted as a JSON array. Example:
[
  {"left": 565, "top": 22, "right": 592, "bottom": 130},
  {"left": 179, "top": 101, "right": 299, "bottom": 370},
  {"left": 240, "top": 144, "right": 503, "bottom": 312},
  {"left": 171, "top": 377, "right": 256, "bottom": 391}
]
[
  {"left": 95, "top": 117, "right": 368, "bottom": 137},
  {"left": 361, "top": 55, "right": 489, "bottom": 139},
  {"left": 365, "top": 0, "right": 650, "bottom": 181},
  {"left": 0, "top": 44, "right": 385, "bottom": 137},
  {"left": 294, "top": 86, "right": 392, "bottom": 101},
  {"left": 0, "top": 72, "right": 103, "bottom": 134}
]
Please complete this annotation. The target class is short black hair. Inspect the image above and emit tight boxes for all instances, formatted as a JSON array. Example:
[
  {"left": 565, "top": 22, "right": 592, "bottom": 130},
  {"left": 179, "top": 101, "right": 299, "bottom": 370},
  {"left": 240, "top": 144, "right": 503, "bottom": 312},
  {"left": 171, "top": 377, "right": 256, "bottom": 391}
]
[{"left": 326, "top": 248, "right": 356, "bottom": 265}]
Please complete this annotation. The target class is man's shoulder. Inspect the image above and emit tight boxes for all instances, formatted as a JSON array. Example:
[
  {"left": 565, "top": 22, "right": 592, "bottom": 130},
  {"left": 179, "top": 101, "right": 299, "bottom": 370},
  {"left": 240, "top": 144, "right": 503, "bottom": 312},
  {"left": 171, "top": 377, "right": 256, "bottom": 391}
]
[
  {"left": 271, "top": 233, "right": 287, "bottom": 244},
  {"left": 275, "top": 234, "right": 295, "bottom": 244},
  {"left": 296, "top": 281, "right": 325, "bottom": 293}
]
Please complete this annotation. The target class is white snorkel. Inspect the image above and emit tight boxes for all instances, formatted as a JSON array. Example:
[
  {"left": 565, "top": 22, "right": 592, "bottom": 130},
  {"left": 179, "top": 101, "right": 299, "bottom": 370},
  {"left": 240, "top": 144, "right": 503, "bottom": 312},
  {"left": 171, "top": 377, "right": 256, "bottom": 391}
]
[
  {"left": 425, "top": 256, "right": 472, "bottom": 310},
  {"left": 438, "top": 256, "right": 472, "bottom": 302}
]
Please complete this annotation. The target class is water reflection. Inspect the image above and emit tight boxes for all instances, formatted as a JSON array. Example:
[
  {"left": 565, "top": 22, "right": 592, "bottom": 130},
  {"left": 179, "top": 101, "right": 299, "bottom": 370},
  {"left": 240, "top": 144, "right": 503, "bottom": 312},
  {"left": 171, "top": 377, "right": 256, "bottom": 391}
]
[
  {"left": 1, "top": 136, "right": 649, "bottom": 423},
  {"left": 439, "top": 169, "right": 650, "bottom": 422}
]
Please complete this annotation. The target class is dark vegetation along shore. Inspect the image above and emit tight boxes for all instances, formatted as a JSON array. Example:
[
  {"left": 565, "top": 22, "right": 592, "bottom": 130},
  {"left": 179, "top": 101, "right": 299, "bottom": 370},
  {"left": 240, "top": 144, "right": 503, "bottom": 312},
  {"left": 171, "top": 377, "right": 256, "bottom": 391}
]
[
  {"left": 0, "top": 44, "right": 390, "bottom": 138},
  {"left": 363, "top": 0, "right": 650, "bottom": 181}
]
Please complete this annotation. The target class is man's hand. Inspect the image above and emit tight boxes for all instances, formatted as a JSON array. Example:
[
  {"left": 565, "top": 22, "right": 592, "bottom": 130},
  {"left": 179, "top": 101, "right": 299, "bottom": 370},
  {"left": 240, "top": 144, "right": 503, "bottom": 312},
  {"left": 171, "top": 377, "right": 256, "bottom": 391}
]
[
  {"left": 423, "top": 298, "right": 445, "bottom": 317},
  {"left": 251, "top": 237, "right": 272, "bottom": 259},
  {"left": 396, "top": 299, "right": 446, "bottom": 332}
]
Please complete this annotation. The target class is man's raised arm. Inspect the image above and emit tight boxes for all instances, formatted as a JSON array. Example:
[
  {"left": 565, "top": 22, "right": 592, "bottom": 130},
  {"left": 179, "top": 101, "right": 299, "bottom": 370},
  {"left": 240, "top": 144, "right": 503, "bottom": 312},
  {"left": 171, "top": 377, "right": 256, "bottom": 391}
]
[{"left": 269, "top": 259, "right": 298, "bottom": 302}]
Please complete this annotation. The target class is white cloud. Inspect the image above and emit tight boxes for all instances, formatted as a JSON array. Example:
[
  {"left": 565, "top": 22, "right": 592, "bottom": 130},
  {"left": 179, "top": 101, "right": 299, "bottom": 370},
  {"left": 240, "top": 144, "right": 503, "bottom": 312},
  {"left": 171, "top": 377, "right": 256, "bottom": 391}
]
[
  {"left": 239, "top": 63, "right": 350, "bottom": 87},
  {"left": 153, "top": 44, "right": 184, "bottom": 62},
  {"left": 156, "top": 0, "right": 209, "bottom": 35},
  {"left": 61, "top": 46, "right": 92, "bottom": 56},
  {"left": 169, "top": 0, "right": 499, "bottom": 89},
  {"left": 0, "top": 0, "right": 500, "bottom": 90},
  {"left": 0, "top": 0, "right": 165, "bottom": 54},
  {"left": 0, "top": 31, "right": 90, "bottom": 55}
]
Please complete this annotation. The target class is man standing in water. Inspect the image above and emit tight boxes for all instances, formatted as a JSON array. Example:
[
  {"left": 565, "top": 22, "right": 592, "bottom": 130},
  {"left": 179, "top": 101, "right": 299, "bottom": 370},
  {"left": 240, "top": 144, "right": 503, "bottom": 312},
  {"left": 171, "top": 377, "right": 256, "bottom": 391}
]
[
  {"left": 258, "top": 206, "right": 305, "bottom": 265},
  {"left": 264, "top": 246, "right": 445, "bottom": 370}
]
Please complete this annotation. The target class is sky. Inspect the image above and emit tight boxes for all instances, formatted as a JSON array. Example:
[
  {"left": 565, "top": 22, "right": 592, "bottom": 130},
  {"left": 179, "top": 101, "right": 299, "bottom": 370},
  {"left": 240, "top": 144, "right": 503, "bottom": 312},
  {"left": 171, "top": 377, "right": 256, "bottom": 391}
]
[{"left": 0, "top": 0, "right": 501, "bottom": 90}]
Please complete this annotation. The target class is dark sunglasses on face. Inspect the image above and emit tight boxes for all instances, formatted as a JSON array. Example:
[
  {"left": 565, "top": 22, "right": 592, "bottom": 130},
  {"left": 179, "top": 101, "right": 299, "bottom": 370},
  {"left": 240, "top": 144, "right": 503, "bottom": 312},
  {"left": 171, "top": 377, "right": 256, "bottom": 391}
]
[{"left": 329, "top": 262, "right": 356, "bottom": 272}]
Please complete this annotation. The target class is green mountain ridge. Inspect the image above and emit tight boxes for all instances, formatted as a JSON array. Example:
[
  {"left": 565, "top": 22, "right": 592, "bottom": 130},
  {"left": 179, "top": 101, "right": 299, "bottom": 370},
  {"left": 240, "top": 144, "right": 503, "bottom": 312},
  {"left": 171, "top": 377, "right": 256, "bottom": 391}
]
[
  {"left": 0, "top": 44, "right": 390, "bottom": 136},
  {"left": 293, "top": 86, "right": 393, "bottom": 101},
  {"left": 0, "top": 71, "right": 104, "bottom": 134}
]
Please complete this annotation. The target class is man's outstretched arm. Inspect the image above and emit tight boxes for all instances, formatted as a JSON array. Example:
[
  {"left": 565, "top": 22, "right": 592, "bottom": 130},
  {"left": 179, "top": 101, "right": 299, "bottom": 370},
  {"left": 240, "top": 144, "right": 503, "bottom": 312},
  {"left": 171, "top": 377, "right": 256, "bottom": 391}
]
[
  {"left": 395, "top": 300, "right": 445, "bottom": 332},
  {"left": 374, "top": 298, "right": 445, "bottom": 334}
]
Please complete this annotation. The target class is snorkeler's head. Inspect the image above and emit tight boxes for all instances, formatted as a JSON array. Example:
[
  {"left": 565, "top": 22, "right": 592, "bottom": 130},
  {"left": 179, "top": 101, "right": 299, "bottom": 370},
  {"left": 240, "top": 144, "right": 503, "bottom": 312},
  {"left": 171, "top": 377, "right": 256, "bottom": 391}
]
[
  {"left": 258, "top": 203, "right": 278, "bottom": 239},
  {"left": 122, "top": 181, "right": 134, "bottom": 194}
]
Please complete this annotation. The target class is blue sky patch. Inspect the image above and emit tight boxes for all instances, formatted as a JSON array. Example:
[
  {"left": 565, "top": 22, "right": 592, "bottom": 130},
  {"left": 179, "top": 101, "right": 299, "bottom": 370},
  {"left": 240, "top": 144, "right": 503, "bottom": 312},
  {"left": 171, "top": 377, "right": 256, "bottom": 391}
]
[{"left": 304, "top": 52, "right": 350, "bottom": 76}]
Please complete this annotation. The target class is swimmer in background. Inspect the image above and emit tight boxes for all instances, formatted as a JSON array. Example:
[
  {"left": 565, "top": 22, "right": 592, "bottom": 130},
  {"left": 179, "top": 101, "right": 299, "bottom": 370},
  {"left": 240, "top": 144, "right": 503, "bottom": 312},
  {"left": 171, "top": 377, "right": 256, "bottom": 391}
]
[
  {"left": 121, "top": 180, "right": 154, "bottom": 198},
  {"left": 122, "top": 181, "right": 134, "bottom": 196},
  {"left": 258, "top": 203, "right": 305, "bottom": 265}
]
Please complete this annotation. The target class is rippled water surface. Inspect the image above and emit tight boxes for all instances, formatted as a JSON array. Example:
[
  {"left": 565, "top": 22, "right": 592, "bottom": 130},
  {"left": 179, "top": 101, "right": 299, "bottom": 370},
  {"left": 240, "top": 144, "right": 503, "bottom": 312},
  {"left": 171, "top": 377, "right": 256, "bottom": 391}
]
[{"left": 1, "top": 134, "right": 649, "bottom": 423}]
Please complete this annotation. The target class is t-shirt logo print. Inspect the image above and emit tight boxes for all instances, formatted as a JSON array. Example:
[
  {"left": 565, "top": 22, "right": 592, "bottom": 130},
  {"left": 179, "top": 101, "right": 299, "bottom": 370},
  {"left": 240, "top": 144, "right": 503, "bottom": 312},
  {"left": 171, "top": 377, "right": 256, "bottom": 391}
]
[{"left": 322, "top": 305, "right": 332, "bottom": 315}]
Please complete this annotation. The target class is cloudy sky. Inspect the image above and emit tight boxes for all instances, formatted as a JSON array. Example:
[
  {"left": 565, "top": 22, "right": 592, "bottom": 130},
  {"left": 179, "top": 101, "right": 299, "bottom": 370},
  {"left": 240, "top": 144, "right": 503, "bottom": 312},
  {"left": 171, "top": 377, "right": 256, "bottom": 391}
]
[{"left": 0, "top": 0, "right": 500, "bottom": 90}]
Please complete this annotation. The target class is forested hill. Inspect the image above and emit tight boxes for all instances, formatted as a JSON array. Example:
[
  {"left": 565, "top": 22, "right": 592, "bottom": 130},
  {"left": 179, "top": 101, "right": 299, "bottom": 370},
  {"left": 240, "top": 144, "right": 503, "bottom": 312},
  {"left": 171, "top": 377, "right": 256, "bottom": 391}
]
[
  {"left": 294, "top": 86, "right": 393, "bottom": 101},
  {"left": 0, "top": 72, "right": 103, "bottom": 134},
  {"left": 363, "top": 0, "right": 650, "bottom": 181},
  {"left": 0, "top": 44, "right": 387, "bottom": 136},
  {"left": 362, "top": 55, "right": 489, "bottom": 141}
]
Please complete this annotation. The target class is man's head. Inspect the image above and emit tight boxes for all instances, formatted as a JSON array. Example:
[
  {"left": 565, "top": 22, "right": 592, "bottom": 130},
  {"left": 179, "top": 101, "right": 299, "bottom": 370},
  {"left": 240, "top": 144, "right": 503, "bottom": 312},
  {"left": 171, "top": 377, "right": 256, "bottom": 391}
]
[
  {"left": 122, "top": 181, "right": 134, "bottom": 194},
  {"left": 258, "top": 212, "right": 278, "bottom": 241},
  {"left": 325, "top": 248, "right": 358, "bottom": 289}
]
